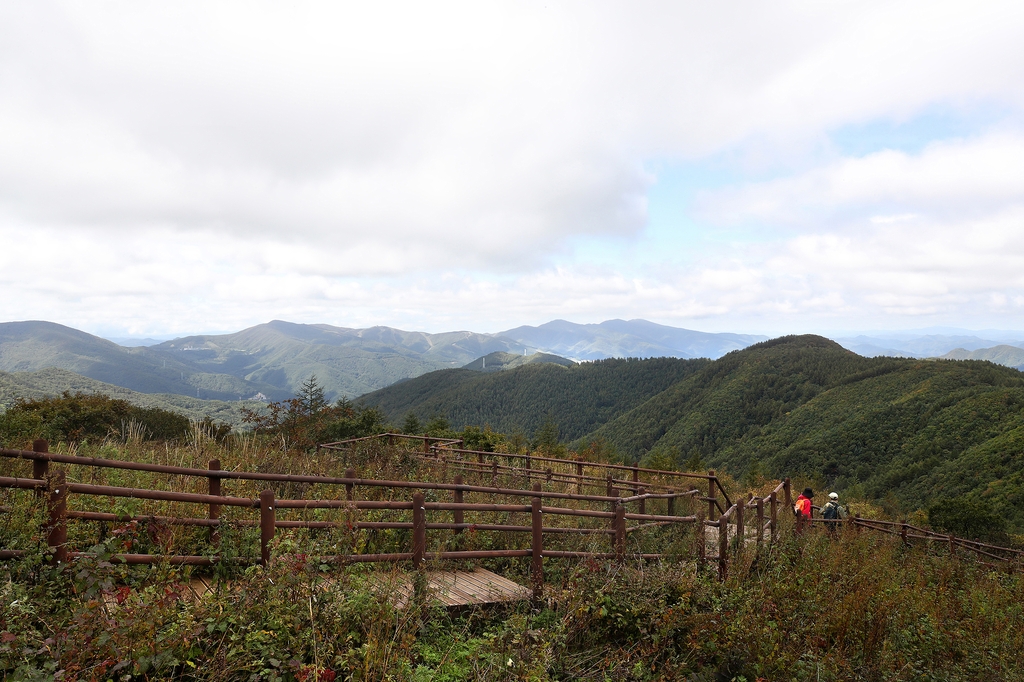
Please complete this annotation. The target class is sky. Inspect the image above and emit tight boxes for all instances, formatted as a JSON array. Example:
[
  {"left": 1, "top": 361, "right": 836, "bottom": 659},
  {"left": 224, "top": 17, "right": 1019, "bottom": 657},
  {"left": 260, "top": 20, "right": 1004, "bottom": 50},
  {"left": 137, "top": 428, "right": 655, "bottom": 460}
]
[{"left": 2, "top": 1, "right": 1024, "bottom": 338}]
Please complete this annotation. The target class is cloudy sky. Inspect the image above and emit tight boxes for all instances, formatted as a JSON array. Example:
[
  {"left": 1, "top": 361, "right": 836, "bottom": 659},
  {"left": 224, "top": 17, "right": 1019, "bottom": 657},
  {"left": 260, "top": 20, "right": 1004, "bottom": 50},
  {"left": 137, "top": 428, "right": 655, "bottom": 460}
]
[{"left": 2, "top": 1, "right": 1024, "bottom": 338}]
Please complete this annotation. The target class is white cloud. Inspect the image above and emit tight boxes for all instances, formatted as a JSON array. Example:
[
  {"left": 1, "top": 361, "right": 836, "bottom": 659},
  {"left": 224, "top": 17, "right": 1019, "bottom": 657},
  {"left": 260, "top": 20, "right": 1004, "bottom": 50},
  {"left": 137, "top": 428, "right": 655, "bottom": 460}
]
[
  {"left": 695, "top": 133, "right": 1024, "bottom": 226},
  {"left": 2, "top": 1, "right": 1024, "bottom": 333}
]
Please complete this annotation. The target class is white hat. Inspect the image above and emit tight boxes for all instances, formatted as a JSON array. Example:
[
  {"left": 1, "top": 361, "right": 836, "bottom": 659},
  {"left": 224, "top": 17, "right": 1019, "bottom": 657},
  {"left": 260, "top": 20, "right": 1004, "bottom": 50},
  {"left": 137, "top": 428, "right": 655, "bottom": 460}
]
[{"left": 829, "top": 492, "right": 839, "bottom": 500}]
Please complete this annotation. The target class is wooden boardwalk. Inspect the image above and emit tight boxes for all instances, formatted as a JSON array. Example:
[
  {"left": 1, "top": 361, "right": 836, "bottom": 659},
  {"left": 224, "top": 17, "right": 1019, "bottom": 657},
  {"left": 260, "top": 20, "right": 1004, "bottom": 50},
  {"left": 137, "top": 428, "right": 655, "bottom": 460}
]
[
  {"left": 185, "top": 568, "right": 531, "bottom": 609},
  {"left": 392, "top": 568, "right": 532, "bottom": 609}
]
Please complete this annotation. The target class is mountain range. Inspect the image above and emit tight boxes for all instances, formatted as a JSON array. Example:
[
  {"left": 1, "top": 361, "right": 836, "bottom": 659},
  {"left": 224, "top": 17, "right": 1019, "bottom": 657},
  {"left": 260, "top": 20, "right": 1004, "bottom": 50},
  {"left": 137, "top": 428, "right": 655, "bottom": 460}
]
[
  {"left": 0, "top": 319, "right": 772, "bottom": 405},
  {"left": 2, "top": 319, "right": 1024, "bottom": 417},
  {"left": 361, "top": 336, "right": 1024, "bottom": 530}
]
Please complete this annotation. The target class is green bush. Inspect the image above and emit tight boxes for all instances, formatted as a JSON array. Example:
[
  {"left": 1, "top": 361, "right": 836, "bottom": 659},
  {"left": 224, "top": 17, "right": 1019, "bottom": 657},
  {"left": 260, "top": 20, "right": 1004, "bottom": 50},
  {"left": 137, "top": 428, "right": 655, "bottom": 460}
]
[
  {"left": 0, "top": 392, "right": 192, "bottom": 446},
  {"left": 928, "top": 496, "right": 1010, "bottom": 543}
]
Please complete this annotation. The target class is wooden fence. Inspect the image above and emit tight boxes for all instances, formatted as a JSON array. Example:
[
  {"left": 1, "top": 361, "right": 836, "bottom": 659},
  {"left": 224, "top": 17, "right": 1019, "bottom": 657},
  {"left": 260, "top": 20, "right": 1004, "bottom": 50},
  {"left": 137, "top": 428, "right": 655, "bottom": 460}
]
[
  {"left": 3, "top": 438, "right": 1019, "bottom": 588},
  {"left": 0, "top": 440, "right": 706, "bottom": 600},
  {"left": 320, "top": 433, "right": 734, "bottom": 516}
]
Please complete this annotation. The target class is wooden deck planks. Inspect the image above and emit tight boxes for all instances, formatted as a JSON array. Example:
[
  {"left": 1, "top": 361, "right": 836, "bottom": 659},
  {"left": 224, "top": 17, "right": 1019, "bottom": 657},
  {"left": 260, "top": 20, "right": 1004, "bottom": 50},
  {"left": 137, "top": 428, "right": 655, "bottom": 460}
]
[
  {"left": 182, "top": 567, "right": 530, "bottom": 609},
  {"left": 426, "top": 568, "right": 531, "bottom": 606}
]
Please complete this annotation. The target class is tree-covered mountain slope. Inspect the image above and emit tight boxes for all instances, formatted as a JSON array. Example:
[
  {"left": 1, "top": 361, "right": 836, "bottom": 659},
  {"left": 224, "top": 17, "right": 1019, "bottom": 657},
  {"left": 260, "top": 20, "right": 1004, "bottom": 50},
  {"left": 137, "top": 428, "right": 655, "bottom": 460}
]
[
  {"left": 580, "top": 336, "right": 1024, "bottom": 529},
  {"left": 0, "top": 367, "right": 262, "bottom": 424},
  {"left": 150, "top": 320, "right": 531, "bottom": 400},
  {"left": 0, "top": 320, "right": 531, "bottom": 403},
  {"left": 939, "top": 344, "right": 1024, "bottom": 369},
  {"left": 0, "top": 321, "right": 267, "bottom": 400},
  {"left": 461, "top": 351, "right": 575, "bottom": 372},
  {"left": 358, "top": 357, "right": 709, "bottom": 442},
  {"left": 498, "top": 318, "right": 766, "bottom": 360}
]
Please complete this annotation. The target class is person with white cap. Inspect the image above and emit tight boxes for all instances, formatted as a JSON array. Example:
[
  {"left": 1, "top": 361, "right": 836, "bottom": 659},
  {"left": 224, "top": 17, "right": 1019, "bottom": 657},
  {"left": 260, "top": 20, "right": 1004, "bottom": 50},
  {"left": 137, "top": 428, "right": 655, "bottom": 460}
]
[{"left": 821, "top": 491, "right": 846, "bottom": 534}]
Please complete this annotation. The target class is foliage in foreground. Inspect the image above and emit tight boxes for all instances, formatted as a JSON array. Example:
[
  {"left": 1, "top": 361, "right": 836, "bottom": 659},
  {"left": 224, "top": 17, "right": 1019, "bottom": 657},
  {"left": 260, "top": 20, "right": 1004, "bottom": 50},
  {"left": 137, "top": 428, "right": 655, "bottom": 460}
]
[
  {"left": 0, "top": 392, "right": 197, "bottom": 446},
  {"left": 1, "top": 528, "right": 1022, "bottom": 681}
]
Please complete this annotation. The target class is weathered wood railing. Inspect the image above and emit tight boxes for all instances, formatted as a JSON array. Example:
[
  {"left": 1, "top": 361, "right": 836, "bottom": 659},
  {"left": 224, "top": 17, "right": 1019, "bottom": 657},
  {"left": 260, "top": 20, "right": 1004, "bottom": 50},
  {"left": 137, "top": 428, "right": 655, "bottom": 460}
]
[
  {"left": 320, "top": 433, "right": 733, "bottom": 510},
  {"left": 0, "top": 441, "right": 702, "bottom": 597},
  {"left": 5, "top": 440, "right": 1015, "bottom": 581}
]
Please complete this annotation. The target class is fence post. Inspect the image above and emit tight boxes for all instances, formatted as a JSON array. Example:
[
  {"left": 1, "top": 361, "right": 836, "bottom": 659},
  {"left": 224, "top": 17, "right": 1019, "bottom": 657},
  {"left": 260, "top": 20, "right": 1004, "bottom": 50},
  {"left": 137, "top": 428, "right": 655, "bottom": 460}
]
[
  {"left": 667, "top": 489, "right": 676, "bottom": 517},
  {"left": 697, "top": 512, "right": 706, "bottom": 567},
  {"left": 614, "top": 503, "right": 626, "bottom": 563},
  {"left": 477, "top": 452, "right": 484, "bottom": 465},
  {"left": 901, "top": 521, "right": 909, "bottom": 546},
  {"left": 412, "top": 492, "right": 426, "bottom": 571},
  {"left": 769, "top": 491, "right": 778, "bottom": 543},
  {"left": 576, "top": 461, "right": 584, "bottom": 494},
  {"left": 259, "top": 490, "right": 275, "bottom": 567},
  {"left": 32, "top": 439, "right": 49, "bottom": 499},
  {"left": 632, "top": 463, "right": 640, "bottom": 495},
  {"left": 423, "top": 438, "right": 431, "bottom": 454},
  {"left": 735, "top": 499, "right": 744, "bottom": 555},
  {"left": 208, "top": 459, "right": 222, "bottom": 544},
  {"left": 718, "top": 515, "right": 728, "bottom": 580},
  {"left": 638, "top": 486, "right": 647, "bottom": 516},
  {"left": 531, "top": 482, "right": 543, "bottom": 602},
  {"left": 345, "top": 468, "right": 356, "bottom": 501},
  {"left": 606, "top": 474, "right": 614, "bottom": 498},
  {"left": 46, "top": 468, "right": 68, "bottom": 565},
  {"left": 948, "top": 534, "right": 956, "bottom": 557},
  {"left": 453, "top": 474, "right": 464, "bottom": 534},
  {"left": 545, "top": 467, "right": 552, "bottom": 483},
  {"left": 783, "top": 478, "right": 792, "bottom": 508},
  {"left": 756, "top": 496, "right": 764, "bottom": 547},
  {"left": 708, "top": 471, "right": 717, "bottom": 522}
]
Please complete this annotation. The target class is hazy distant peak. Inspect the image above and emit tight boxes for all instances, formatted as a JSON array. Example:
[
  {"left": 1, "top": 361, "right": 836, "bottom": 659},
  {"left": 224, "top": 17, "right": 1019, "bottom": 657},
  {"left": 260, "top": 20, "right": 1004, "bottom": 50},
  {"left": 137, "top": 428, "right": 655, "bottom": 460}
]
[
  {"left": 463, "top": 351, "right": 575, "bottom": 372},
  {"left": 937, "top": 345, "right": 1024, "bottom": 368}
]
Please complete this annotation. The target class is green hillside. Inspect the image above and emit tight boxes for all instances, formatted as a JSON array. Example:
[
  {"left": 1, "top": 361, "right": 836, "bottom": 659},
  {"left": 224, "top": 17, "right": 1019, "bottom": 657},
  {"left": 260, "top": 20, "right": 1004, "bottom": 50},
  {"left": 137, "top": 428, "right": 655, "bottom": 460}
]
[
  {"left": 461, "top": 351, "right": 575, "bottom": 372},
  {"left": 940, "top": 344, "right": 1024, "bottom": 369},
  {"left": 0, "top": 321, "right": 277, "bottom": 401},
  {"left": 362, "top": 335, "right": 1024, "bottom": 530},
  {"left": 0, "top": 367, "right": 262, "bottom": 425},
  {"left": 0, "top": 320, "right": 535, "bottom": 403},
  {"left": 583, "top": 336, "right": 1024, "bottom": 529},
  {"left": 358, "top": 357, "right": 709, "bottom": 442}
]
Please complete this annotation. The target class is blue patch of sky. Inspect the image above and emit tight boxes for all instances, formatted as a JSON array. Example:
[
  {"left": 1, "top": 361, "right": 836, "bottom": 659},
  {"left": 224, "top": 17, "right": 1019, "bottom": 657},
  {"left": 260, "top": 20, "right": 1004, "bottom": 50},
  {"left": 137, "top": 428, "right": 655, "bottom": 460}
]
[
  {"left": 569, "top": 103, "right": 1017, "bottom": 272},
  {"left": 567, "top": 157, "right": 776, "bottom": 270},
  {"left": 829, "top": 102, "right": 1013, "bottom": 156}
]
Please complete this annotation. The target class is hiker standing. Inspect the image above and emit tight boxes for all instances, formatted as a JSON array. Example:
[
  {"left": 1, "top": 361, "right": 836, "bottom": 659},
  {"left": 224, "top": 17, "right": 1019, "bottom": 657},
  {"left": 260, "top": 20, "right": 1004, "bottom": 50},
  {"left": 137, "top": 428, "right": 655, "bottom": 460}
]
[
  {"left": 794, "top": 487, "right": 814, "bottom": 534},
  {"left": 821, "top": 491, "right": 846, "bottom": 535}
]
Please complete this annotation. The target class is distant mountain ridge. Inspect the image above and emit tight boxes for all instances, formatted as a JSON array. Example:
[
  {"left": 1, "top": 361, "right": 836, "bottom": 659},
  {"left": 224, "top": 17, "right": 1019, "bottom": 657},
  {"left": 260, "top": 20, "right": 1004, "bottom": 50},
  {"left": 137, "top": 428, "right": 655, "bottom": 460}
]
[
  {"left": 462, "top": 351, "right": 575, "bottom": 372},
  {"left": 0, "top": 319, "right": 770, "bottom": 403},
  {"left": 0, "top": 367, "right": 260, "bottom": 424},
  {"left": 498, "top": 319, "right": 766, "bottom": 360},
  {"left": 939, "top": 345, "right": 1024, "bottom": 370},
  {"left": 835, "top": 332, "right": 1024, "bottom": 360},
  {"left": 362, "top": 335, "right": 1024, "bottom": 531}
]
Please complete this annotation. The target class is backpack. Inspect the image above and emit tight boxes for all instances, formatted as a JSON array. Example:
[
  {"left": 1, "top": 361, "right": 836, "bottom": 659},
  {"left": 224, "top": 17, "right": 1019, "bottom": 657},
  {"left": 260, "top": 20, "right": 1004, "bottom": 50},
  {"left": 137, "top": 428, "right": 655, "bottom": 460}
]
[{"left": 822, "top": 501, "right": 840, "bottom": 521}]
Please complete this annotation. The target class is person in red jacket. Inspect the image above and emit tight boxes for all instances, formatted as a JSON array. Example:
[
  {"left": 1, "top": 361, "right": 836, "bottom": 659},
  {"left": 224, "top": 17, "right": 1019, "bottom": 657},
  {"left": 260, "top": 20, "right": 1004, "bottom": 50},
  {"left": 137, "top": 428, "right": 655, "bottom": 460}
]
[{"left": 794, "top": 488, "right": 814, "bottom": 533}]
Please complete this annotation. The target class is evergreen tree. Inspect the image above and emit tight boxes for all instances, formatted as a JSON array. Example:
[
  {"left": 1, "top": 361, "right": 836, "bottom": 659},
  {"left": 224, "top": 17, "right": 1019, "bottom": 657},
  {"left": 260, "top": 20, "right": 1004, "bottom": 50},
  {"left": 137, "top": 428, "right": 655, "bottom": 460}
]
[
  {"left": 298, "top": 375, "right": 328, "bottom": 416},
  {"left": 401, "top": 412, "right": 422, "bottom": 434},
  {"left": 533, "top": 414, "right": 562, "bottom": 455}
]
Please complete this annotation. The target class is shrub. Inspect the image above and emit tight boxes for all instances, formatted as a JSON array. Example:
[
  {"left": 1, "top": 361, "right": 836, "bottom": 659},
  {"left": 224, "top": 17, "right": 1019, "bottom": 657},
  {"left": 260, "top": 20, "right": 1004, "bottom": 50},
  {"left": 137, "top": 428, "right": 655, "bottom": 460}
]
[
  {"left": 927, "top": 496, "right": 1010, "bottom": 544},
  {"left": 0, "top": 392, "right": 192, "bottom": 446}
]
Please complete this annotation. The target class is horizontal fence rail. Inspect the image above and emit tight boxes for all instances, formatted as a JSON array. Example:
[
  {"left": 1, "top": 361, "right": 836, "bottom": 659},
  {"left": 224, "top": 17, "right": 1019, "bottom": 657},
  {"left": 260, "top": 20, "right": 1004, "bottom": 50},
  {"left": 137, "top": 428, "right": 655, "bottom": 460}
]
[
  {"left": 0, "top": 440, "right": 710, "bottom": 599},
  {"left": 320, "top": 433, "right": 734, "bottom": 509},
  {"left": 4, "top": 438, "right": 1014, "bottom": 588}
]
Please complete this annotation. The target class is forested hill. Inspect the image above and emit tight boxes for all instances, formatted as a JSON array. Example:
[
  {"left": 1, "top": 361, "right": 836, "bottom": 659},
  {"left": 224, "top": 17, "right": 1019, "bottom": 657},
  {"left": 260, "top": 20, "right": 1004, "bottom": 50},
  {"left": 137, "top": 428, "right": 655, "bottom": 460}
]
[
  {"left": 362, "top": 335, "right": 1024, "bottom": 530},
  {"left": 357, "top": 357, "right": 710, "bottom": 441},
  {"left": 586, "top": 335, "right": 1024, "bottom": 530}
]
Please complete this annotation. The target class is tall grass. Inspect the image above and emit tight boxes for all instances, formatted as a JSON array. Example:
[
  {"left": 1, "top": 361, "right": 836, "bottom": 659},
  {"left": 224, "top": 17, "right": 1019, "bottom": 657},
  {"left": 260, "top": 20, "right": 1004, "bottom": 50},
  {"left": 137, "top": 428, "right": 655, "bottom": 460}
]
[{"left": 2, "top": 439, "right": 1022, "bottom": 680}]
